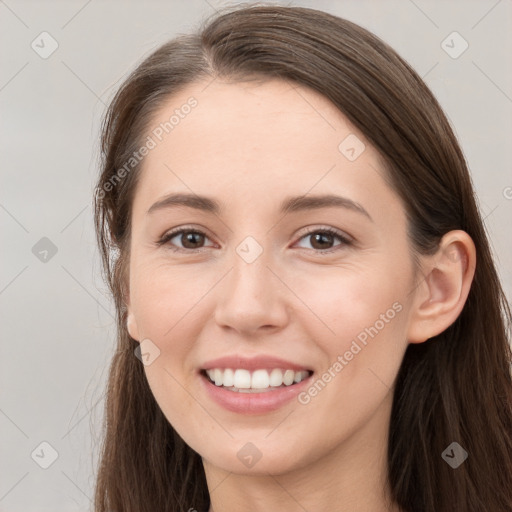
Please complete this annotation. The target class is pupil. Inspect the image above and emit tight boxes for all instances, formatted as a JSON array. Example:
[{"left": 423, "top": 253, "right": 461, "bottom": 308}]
[
  {"left": 184, "top": 232, "right": 203, "bottom": 248},
  {"left": 313, "top": 233, "right": 332, "bottom": 249}
]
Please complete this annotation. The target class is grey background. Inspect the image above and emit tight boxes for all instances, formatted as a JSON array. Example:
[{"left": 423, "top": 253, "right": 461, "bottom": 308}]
[{"left": 1, "top": 0, "right": 511, "bottom": 510}]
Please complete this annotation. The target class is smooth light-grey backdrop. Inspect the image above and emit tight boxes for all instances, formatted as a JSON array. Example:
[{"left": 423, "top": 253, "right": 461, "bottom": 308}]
[{"left": 1, "top": 0, "right": 511, "bottom": 510}]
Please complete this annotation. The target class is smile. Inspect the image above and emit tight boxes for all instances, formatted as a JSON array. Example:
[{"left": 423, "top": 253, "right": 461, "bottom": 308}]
[
  {"left": 202, "top": 368, "right": 312, "bottom": 392},
  {"left": 199, "top": 368, "right": 314, "bottom": 414}
]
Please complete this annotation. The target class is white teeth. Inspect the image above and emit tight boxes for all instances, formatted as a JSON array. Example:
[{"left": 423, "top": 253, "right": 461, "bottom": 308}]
[
  {"left": 223, "top": 368, "right": 234, "bottom": 387},
  {"left": 204, "top": 368, "right": 311, "bottom": 390},
  {"left": 233, "top": 369, "right": 251, "bottom": 389},
  {"left": 214, "top": 368, "right": 223, "bottom": 386},
  {"left": 251, "top": 369, "right": 269, "bottom": 388},
  {"left": 269, "top": 368, "right": 283, "bottom": 387},
  {"left": 283, "top": 369, "right": 295, "bottom": 386}
]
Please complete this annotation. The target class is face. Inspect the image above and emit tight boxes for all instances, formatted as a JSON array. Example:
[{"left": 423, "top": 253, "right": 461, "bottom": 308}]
[{"left": 126, "top": 78, "right": 419, "bottom": 476}]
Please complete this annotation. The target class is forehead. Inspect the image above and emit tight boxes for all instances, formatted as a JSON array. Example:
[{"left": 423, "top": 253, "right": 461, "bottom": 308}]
[{"left": 132, "top": 78, "right": 400, "bottom": 222}]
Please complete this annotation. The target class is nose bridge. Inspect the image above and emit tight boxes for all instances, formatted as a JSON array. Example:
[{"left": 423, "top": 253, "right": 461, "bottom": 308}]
[
  {"left": 213, "top": 233, "right": 288, "bottom": 333},
  {"left": 228, "top": 234, "right": 273, "bottom": 301}
]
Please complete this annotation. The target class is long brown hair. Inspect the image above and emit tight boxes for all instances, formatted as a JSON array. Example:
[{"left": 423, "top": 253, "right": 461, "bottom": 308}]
[{"left": 92, "top": 4, "right": 512, "bottom": 511}]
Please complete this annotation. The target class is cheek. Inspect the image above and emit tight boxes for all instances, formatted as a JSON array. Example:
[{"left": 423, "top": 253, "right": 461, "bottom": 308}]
[
  {"left": 130, "top": 260, "right": 215, "bottom": 340},
  {"left": 290, "top": 262, "right": 406, "bottom": 345},
  {"left": 130, "top": 263, "right": 216, "bottom": 417},
  {"left": 132, "top": 265, "right": 205, "bottom": 428},
  {"left": 291, "top": 265, "right": 408, "bottom": 413}
]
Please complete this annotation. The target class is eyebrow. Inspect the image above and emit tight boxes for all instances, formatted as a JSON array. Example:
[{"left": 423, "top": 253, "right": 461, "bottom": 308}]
[{"left": 146, "top": 192, "right": 373, "bottom": 221}]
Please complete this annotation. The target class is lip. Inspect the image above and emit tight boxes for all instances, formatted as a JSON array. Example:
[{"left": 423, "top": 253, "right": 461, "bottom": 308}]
[
  {"left": 200, "top": 354, "right": 313, "bottom": 372},
  {"left": 199, "top": 370, "right": 314, "bottom": 415}
]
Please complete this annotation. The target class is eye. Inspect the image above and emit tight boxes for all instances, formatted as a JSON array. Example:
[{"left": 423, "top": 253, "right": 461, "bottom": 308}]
[
  {"left": 157, "top": 226, "right": 352, "bottom": 254},
  {"left": 294, "top": 227, "right": 352, "bottom": 254},
  {"left": 157, "top": 227, "right": 215, "bottom": 252}
]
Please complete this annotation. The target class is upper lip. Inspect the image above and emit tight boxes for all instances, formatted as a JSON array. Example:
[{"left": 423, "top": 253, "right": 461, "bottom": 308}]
[{"left": 201, "top": 355, "right": 313, "bottom": 372}]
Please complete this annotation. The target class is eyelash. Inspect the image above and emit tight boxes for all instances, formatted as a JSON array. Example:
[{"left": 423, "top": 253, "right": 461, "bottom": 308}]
[{"left": 157, "top": 225, "right": 352, "bottom": 255}]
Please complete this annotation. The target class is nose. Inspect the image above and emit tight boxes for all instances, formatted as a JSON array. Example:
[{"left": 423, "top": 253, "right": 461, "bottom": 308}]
[{"left": 214, "top": 250, "right": 290, "bottom": 336}]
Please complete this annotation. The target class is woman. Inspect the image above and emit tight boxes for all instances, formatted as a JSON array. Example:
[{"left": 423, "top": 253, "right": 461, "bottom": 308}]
[{"left": 93, "top": 4, "right": 512, "bottom": 511}]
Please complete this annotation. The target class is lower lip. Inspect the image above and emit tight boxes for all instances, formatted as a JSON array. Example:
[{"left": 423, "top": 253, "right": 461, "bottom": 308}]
[{"left": 199, "top": 372, "right": 313, "bottom": 415}]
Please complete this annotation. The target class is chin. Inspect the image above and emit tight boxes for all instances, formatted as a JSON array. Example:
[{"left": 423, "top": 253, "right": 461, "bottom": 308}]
[{"left": 200, "top": 439, "right": 311, "bottom": 477}]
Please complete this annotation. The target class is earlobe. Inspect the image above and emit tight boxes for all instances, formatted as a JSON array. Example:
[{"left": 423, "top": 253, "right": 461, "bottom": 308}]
[
  {"left": 127, "top": 309, "right": 141, "bottom": 342},
  {"left": 123, "top": 278, "right": 140, "bottom": 342},
  {"left": 407, "top": 230, "right": 476, "bottom": 344}
]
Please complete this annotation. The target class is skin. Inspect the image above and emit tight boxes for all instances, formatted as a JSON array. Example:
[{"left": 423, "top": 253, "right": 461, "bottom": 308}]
[{"left": 125, "top": 78, "right": 476, "bottom": 512}]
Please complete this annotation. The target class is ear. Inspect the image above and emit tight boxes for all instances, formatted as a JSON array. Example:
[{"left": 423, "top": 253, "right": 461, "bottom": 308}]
[
  {"left": 125, "top": 290, "right": 141, "bottom": 342},
  {"left": 121, "top": 269, "right": 141, "bottom": 342},
  {"left": 127, "top": 308, "right": 141, "bottom": 342},
  {"left": 407, "top": 230, "right": 476, "bottom": 344}
]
